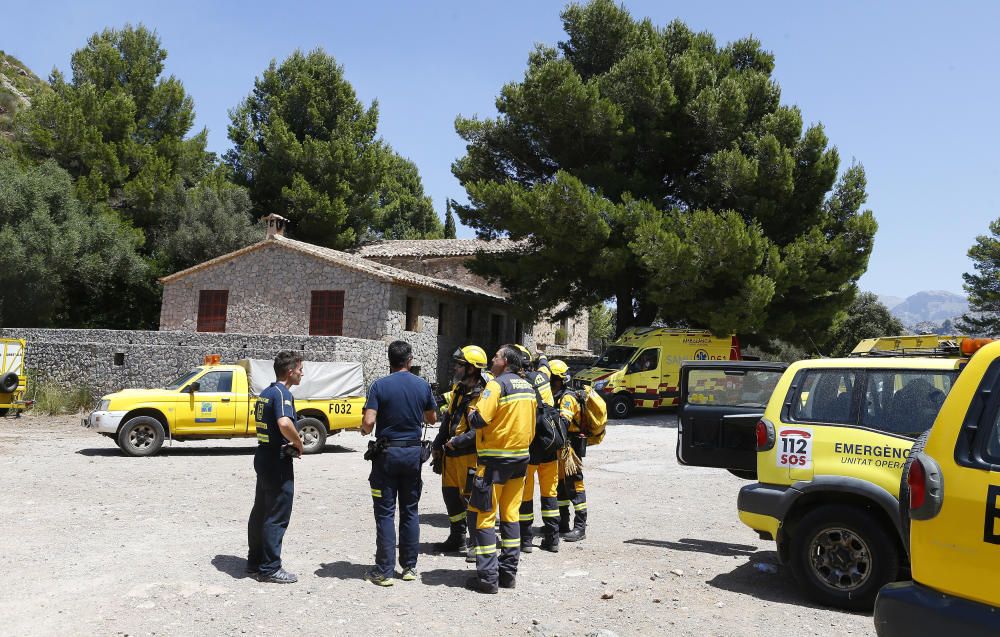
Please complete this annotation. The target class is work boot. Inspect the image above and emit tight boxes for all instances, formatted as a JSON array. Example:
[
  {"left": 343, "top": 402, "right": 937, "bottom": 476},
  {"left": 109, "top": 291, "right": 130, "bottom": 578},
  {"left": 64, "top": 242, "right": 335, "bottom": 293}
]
[
  {"left": 499, "top": 572, "right": 516, "bottom": 589},
  {"left": 561, "top": 528, "right": 586, "bottom": 542},
  {"left": 434, "top": 533, "right": 468, "bottom": 553},
  {"left": 364, "top": 569, "right": 394, "bottom": 587},
  {"left": 465, "top": 576, "right": 498, "bottom": 594},
  {"left": 401, "top": 567, "right": 417, "bottom": 582},
  {"left": 466, "top": 545, "right": 476, "bottom": 563},
  {"left": 258, "top": 568, "right": 298, "bottom": 584},
  {"left": 539, "top": 537, "right": 560, "bottom": 553},
  {"left": 520, "top": 539, "right": 534, "bottom": 553}
]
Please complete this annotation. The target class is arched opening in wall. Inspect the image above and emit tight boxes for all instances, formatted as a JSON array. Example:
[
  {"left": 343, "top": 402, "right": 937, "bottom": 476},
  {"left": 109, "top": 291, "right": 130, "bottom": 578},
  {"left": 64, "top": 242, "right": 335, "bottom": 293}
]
[{"left": 555, "top": 317, "right": 569, "bottom": 345}]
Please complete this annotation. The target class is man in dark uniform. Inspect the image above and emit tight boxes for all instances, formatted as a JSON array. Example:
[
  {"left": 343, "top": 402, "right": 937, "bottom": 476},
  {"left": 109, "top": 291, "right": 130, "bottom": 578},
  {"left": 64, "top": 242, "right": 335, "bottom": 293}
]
[
  {"left": 247, "top": 351, "right": 305, "bottom": 584},
  {"left": 361, "top": 340, "right": 437, "bottom": 586}
]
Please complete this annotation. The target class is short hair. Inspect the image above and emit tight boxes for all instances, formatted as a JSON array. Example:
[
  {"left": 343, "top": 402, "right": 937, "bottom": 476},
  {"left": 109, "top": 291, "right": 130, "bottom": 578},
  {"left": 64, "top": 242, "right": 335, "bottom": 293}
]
[
  {"left": 274, "top": 351, "right": 304, "bottom": 379},
  {"left": 498, "top": 344, "right": 522, "bottom": 373},
  {"left": 388, "top": 340, "right": 413, "bottom": 369}
]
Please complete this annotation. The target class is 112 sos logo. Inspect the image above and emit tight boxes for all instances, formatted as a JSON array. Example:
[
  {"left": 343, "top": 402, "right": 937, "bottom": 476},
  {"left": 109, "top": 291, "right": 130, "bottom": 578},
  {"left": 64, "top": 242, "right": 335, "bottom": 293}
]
[{"left": 777, "top": 428, "right": 813, "bottom": 469}]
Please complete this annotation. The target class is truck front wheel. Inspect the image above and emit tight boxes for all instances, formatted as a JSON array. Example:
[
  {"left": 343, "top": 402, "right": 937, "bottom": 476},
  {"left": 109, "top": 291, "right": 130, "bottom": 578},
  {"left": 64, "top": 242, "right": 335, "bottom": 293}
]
[
  {"left": 296, "top": 417, "right": 327, "bottom": 454},
  {"left": 117, "top": 416, "right": 165, "bottom": 457},
  {"left": 608, "top": 394, "right": 632, "bottom": 419}
]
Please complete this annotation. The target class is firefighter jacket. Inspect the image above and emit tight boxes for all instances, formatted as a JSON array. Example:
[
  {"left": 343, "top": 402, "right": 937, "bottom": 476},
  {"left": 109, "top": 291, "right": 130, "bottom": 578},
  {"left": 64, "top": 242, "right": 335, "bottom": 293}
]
[
  {"left": 468, "top": 371, "right": 536, "bottom": 467},
  {"left": 433, "top": 378, "right": 484, "bottom": 457}
]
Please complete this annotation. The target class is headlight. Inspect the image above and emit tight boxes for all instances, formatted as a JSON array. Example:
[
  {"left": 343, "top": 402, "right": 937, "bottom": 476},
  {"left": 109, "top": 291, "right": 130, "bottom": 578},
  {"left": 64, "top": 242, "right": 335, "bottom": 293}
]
[
  {"left": 593, "top": 380, "right": 608, "bottom": 391},
  {"left": 97, "top": 399, "right": 110, "bottom": 412}
]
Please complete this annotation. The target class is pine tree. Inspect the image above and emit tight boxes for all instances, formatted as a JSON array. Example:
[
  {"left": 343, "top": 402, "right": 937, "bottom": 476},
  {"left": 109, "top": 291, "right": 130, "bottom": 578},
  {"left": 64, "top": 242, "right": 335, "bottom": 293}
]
[
  {"left": 957, "top": 219, "right": 1000, "bottom": 336},
  {"left": 444, "top": 199, "right": 457, "bottom": 239}
]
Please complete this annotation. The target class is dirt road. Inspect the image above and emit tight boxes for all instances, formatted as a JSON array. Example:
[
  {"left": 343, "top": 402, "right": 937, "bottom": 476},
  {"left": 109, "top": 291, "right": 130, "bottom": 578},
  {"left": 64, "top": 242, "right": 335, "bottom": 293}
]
[{"left": 0, "top": 412, "right": 876, "bottom": 636}]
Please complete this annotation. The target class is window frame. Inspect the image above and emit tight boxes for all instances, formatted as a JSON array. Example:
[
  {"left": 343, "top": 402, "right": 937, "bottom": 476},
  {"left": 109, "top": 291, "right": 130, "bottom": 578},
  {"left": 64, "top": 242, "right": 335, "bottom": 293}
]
[
  {"left": 957, "top": 358, "right": 1000, "bottom": 470},
  {"left": 196, "top": 290, "right": 229, "bottom": 333},
  {"left": 191, "top": 370, "right": 234, "bottom": 393},
  {"left": 309, "top": 290, "right": 345, "bottom": 336}
]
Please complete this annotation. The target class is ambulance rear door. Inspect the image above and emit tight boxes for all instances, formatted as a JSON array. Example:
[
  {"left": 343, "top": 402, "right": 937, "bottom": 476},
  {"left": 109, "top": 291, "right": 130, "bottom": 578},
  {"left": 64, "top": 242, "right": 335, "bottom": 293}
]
[{"left": 677, "top": 361, "right": 787, "bottom": 478}]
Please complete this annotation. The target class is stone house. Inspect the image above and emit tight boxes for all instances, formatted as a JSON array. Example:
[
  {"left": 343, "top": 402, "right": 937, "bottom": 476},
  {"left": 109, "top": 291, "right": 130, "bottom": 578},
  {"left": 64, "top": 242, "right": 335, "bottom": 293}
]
[
  {"left": 159, "top": 216, "right": 532, "bottom": 384},
  {"left": 356, "top": 239, "right": 590, "bottom": 356}
]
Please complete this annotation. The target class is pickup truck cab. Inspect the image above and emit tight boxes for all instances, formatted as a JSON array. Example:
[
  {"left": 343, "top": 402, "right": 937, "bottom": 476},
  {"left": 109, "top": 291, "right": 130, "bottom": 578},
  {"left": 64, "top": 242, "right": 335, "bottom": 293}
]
[
  {"left": 83, "top": 357, "right": 366, "bottom": 456},
  {"left": 875, "top": 338, "right": 1000, "bottom": 635},
  {"left": 678, "top": 337, "right": 968, "bottom": 610}
]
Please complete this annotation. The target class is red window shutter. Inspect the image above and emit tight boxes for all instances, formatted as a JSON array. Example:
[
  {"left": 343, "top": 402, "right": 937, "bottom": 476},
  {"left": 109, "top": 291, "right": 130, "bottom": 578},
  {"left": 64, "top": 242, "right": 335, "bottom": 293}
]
[
  {"left": 310, "top": 291, "right": 344, "bottom": 336},
  {"left": 197, "top": 290, "right": 229, "bottom": 333}
]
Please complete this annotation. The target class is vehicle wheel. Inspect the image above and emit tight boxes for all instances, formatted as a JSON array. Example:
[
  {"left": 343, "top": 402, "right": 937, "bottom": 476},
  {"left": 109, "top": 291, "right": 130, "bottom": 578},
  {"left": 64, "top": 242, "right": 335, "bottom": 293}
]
[
  {"left": 608, "top": 394, "right": 632, "bottom": 419},
  {"left": 296, "top": 417, "right": 327, "bottom": 454},
  {"left": 898, "top": 430, "right": 930, "bottom": 555},
  {"left": 789, "top": 504, "right": 899, "bottom": 611},
  {"left": 117, "top": 416, "right": 165, "bottom": 457},
  {"left": 0, "top": 372, "right": 18, "bottom": 393},
  {"left": 727, "top": 468, "right": 757, "bottom": 480},
  {"left": 0, "top": 408, "right": 8, "bottom": 417}
]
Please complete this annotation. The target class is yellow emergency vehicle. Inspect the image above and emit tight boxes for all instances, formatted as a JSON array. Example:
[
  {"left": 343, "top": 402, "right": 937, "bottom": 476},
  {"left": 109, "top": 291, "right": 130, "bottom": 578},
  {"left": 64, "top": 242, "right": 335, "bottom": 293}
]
[
  {"left": 82, "top": 357, "right": 367, "bottom": 456},
  {"left": 875, "top": 338, "right": 1000, "bottom": 635},
  {"left": 0, "top": 338, "right": 32, "bottom": 416},
  {"left": 573, "top": 327, "right": 740, "bottom": 418},
  {"left": 679, "top": 335, "right": 973, "bottom": 610}
]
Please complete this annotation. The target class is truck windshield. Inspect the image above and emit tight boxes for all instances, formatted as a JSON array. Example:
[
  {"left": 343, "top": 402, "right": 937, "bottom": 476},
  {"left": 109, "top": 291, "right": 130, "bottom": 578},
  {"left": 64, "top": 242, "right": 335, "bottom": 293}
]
[
  {"left": 594, "top": 346, "right": 638, "bottom": 369},
  {"left": 164, "top": 369, "right": 202, "bottom": 390}
]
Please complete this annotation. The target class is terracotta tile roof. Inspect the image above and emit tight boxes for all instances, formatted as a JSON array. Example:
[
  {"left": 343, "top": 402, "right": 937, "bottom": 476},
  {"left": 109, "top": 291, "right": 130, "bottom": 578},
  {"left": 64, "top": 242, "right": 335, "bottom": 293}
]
[
  {"left": 354, "top": 238, "right": 526, "bottom": 258},
  {"left": 159, "top": 236, "right": 507, "bottom": 301}
]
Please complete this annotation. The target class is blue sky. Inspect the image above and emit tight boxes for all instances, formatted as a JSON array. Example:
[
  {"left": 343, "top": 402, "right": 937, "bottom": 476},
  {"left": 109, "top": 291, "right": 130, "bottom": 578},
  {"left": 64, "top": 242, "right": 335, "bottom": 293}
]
[{"left": 5, "top": 1, "right": 997, "bottom": 299}]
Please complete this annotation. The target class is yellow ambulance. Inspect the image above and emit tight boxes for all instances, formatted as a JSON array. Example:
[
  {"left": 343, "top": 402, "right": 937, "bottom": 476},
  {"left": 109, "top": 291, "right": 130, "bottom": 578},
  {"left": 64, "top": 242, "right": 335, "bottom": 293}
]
[{"left": 573, "top": 327, "right": 740, "bottom": 418}]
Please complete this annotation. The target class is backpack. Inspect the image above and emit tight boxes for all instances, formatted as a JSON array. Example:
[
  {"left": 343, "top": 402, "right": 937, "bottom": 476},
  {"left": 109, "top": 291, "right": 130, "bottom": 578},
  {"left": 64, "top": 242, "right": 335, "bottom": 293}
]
[
  {"left": 573, "top": 387, "right": 608, "bottom": 446},
  {"left": 530, "top": 383, "right": 567, "bottom": 456}
]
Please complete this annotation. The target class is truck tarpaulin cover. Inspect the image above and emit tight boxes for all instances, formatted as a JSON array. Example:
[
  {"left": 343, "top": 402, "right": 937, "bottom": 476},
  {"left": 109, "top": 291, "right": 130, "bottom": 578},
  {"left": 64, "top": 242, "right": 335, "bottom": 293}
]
[{"left": 238, "top": 359, "right": 365, "bottom": 399}]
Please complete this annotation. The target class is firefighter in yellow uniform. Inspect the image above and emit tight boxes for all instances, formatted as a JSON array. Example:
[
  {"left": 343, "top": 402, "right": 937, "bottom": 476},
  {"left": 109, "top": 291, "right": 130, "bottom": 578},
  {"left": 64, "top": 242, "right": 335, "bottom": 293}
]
[
  {"left": 431, "top": 346, "right": 489, "bottom": 556},
  {"left": 553, "top": 363, "right": 587, "bottom": 542},
  {"left": 465, "top": 345, "right": 536, "bottom": 594},
  {"left": 515, "top": 346, "right": 560, "bottom": 553}
]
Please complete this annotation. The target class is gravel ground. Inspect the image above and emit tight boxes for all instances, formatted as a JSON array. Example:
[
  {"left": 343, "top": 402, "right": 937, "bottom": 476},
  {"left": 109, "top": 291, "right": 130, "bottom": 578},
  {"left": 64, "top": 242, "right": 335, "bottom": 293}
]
[{"left": 0, "top": 411, "right": 876, "bottom": 636}]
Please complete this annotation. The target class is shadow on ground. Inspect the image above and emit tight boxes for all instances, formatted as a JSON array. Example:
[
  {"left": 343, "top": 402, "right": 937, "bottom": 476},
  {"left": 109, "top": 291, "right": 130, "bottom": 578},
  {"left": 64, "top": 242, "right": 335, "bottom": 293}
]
[
  {"left": 211, "top": 554, "right": 256, "bottom": 580},
  {"left": 419, "top": 568, "right": 470, "bottom": 588},
  {"left": 419, "top": 513, "right": 452, "bottom": 529},
  {"left": 612, "top": 409, "right": 678, "bottom": 429},
  {"left": 315, "top": 560, "right": 368, "bottom": 580},
  {"left": 625, "top": 537, "right": 758, "bottom": 557}
]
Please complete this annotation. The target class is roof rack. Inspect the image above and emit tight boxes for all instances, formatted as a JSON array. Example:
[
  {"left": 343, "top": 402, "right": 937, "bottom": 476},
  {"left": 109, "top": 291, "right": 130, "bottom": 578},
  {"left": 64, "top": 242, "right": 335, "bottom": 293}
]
[{"left": 848, "top": 343, "right": 963, "bottom": 358}]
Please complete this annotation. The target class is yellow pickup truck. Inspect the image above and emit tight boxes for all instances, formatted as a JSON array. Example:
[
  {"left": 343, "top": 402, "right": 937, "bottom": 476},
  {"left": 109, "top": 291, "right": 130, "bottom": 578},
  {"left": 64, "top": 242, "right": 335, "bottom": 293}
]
[{"left": 82, "top": 357, "right": 367, "bottom": 456}]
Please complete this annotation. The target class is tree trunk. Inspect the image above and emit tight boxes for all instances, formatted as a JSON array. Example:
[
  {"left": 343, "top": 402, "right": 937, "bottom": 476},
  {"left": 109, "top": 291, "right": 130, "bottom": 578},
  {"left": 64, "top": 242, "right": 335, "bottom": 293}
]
[{"left": 615, "top": 289, "right": 636, "bottom": 337}]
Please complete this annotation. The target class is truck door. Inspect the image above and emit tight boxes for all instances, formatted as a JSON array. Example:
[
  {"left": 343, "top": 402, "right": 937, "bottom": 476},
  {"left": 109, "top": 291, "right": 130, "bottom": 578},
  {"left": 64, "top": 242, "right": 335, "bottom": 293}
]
[
  {"left": 625, "top": 348, "right": 662, "bottom": 407},
  {"left": 175, "top": 370, "right": 238, "bottom": 434},
  {"left": 676, "top": 361, "right": 787, "bottom": 478}
]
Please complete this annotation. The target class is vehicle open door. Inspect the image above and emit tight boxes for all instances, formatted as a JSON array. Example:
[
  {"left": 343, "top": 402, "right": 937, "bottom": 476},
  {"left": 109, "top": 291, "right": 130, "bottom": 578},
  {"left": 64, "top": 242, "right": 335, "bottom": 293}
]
[{"left": 676, "top": 361, "right": 788, "bottom": 479}]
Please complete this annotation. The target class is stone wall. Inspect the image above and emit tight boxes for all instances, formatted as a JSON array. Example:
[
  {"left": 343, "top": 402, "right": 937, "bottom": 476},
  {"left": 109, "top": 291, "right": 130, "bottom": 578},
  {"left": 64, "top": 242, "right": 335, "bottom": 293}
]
[
  {"left": 160, "top": 243, "right": 391, "bottom": 339},
  {"left": 533, "top": 304, "right": 590, "bottom": 353},
  {"left": 0, "top": 329, "right": 394, "bottom": 400}
]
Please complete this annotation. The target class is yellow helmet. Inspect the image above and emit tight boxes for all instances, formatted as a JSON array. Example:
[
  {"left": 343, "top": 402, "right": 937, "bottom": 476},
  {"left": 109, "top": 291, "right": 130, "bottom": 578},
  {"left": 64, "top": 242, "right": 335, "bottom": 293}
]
[
  {"left": 514, "top": 344, "right": 532, "bottom": 359},
  {"left": 453, "top": 345, "right": 488, "bottom": 370},
  {"left": 549, "top": 359, "right": 570, "bottom": 379}
]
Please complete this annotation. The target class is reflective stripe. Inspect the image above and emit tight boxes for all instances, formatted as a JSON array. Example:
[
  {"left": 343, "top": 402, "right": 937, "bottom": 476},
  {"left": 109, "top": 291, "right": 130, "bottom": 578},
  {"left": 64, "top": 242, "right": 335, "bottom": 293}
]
[
  {"left": 574, "top": 502, "right": 588, "bottom": 511},
  {"left": 501, "top": 538, "right": 521, "bottom": 548},
  {"left": 370, "top": 489, "right": 382, "bottom": 498},
  {"left": 557, "top": 500, "right": 571, "bottom": 506},
  {"left": 478, "top": 448, "right": 529, "bottom": 457},
  {"left": 474, "top": 544, "right": 498, "bottom": 555},
  {"left": 541, "top": 509, "right": 560, "bottom": 518},
  {"left": 499, "top": 394, "right": 534, "bottom": 404},
  {"left": 449, "top": 512, "right": 466, "bottom": 523},
  {"left": 257, "top": 433, "right": 270, "bottom": 443},
  {"left": 518, "top": 513, "right": 534, "bottom": 522}
]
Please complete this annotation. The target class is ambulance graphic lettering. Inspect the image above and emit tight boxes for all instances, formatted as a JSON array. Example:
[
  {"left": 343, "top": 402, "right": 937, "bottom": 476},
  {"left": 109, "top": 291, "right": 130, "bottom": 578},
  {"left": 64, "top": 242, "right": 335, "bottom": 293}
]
[{"left": 777, "top": 427, "right": 813, "bottom": 469}]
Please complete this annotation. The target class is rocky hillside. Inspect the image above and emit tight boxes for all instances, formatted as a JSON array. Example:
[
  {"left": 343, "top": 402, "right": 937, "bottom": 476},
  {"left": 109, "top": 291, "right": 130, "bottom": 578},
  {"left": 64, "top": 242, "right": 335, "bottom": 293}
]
[
  {"left": 889, "top": 290, "right": 969, "bottom": 326},
  {"left": 0, "top": 51, "right": 48, "bottom": 141}
]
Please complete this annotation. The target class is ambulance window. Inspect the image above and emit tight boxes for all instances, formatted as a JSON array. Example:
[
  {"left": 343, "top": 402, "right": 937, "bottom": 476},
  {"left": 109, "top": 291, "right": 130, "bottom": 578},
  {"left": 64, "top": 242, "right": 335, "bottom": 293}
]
[
  {"left": 791, "top": 370, "right": 858, "bottom": 425},
  {"left": 630, "top": 349, "right": 659, "bottom": 373},
  {"left": 595, "top": 346, "right": 637, "bottom": 368},
  {"left": 861, "top": 370, "right": 955, "bottom": 437},
  {"left": 687, "top": 369, "right": 782, "bottom": 406},
  {"left": 196, "top": 371, "right": 233, "bottom": 393}
]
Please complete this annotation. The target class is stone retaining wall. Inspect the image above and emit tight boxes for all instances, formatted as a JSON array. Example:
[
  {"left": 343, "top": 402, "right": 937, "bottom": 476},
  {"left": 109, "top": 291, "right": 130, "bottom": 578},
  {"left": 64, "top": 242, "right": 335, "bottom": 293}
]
[{"left": 0, "top": 329, "right": 399, "bottom": 400}]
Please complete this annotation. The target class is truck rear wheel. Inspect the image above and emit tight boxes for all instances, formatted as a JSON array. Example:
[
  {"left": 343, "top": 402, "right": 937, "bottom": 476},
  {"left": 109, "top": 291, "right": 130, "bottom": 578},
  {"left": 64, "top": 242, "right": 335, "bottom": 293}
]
[
  {"left": 608, "top": 394, "right": 632, "bottom": 419},
  {"left": 117, "top": 416, "right": 165, "bottom": 457},
  {"left": 789, "top": 504, "right": 899, "bottom": 611},
  {"left": 296, "top": 417, "right": 327, "bottom": 454},
  {"left": 0, "top": 372, "right": 18, "bottom": 393}
]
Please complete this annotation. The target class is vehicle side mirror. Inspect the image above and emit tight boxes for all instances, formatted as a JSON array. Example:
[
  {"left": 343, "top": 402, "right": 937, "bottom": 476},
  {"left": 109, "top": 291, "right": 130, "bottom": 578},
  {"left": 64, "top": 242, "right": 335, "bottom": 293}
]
[{"left": 186, "top": 382, "right": 201, "bottom": 394}]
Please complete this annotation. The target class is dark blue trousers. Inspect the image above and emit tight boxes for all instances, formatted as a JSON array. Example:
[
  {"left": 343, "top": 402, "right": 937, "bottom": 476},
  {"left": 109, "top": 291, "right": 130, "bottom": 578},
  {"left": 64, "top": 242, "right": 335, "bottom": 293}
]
[
  {"left": 248, "top": 453, "right": 294, "bottom": 576},
  {"left": 369, "top": 445, "right": 423, "bottom": 578}
]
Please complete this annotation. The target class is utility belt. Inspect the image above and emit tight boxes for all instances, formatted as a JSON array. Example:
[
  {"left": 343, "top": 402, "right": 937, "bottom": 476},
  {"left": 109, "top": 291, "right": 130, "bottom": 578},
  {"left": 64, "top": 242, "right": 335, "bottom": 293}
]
[{"left": 365, "top": 437, "right": 431, "bottom": 462}]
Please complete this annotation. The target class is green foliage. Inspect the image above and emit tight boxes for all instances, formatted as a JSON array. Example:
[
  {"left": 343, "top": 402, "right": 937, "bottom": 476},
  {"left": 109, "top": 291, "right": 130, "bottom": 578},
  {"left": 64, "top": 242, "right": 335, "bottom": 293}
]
[
  {"left": 26, "top": 370, "right": 94, "bottom": 415},
  {"left": 824, "top": 292, "right": 905, "bottom": 356},
  {"left": 958, "top": 219, "right": 1000, "bottom": 336},
  {"left": 368, "top": 151, "right": 442, "bottom": 240},
  {"left": 588, "top": 303, "right": 615, "bottom": 352},
  {"left": 444, "top": 199, "right": 457, "bottom": 239},
  {"left": 742, "top": 340, "right": 810, "bottom": 363},
  {"left": 453, "top": 0, "right": 876, "bottom": 345},
  {"left": 19, "top": 25, "right": 211, "bottom": 228},
  {"left": 0, "top": 156, "right": 147, "bottom": 327},
  {"left": 151, "top": 179, "right": 259, "bottom": 273},
  {"left": 1, "top": 51, "right": 50, "bottom": 144}
]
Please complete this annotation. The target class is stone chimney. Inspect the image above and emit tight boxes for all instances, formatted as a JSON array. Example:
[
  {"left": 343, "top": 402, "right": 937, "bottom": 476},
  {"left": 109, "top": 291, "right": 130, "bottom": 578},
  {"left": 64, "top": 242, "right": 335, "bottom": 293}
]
[{"left": 263, "top": 213, "right": 289, "bottom": 239}]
